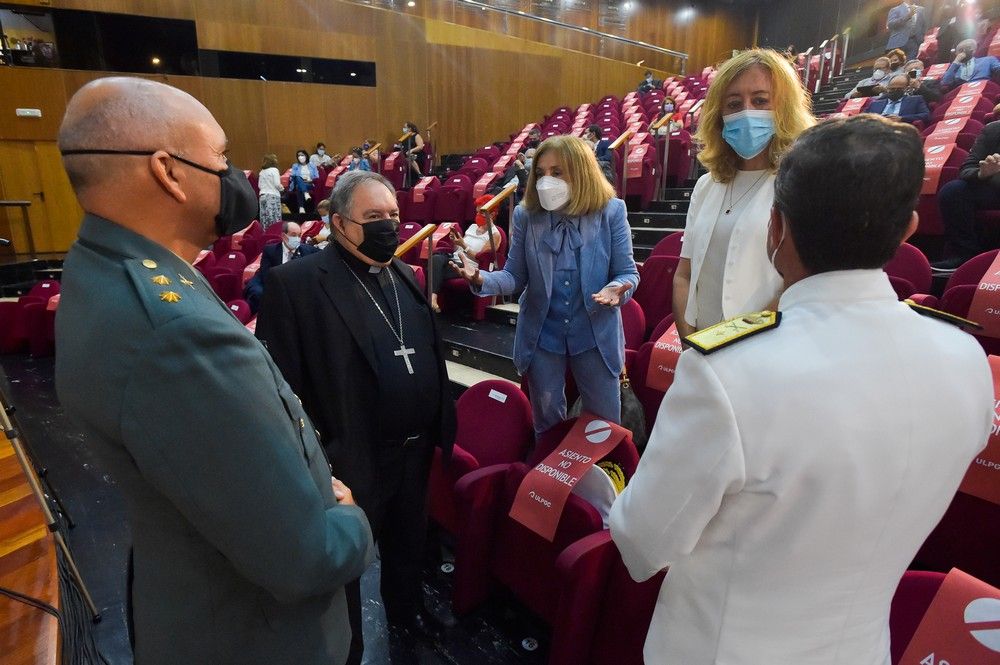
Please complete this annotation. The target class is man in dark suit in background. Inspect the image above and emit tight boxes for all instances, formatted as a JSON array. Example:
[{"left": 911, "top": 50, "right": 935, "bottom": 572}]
[
  {"left": 256, "top": 171, "right": 456, "bottom": 664},
  {"left": 866, "top": 74, "right": 931, "bottom": 124},
  {"left": 886, "top": 1, "right": 927, "bottom": 61},
  {"left": 245, "top": 221, "right": 319, "bottom": 312},
  {"left": 54, "top": 76, "right": 374, "bottom": 665},
  {"left": 933, "top": 119, "right": 1000, "bottom": 270}
]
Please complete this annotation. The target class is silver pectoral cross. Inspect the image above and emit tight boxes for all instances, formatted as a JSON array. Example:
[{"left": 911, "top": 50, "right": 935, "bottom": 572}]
[{"left": 395, "top": 344, "right": 416, "bottom": 374}]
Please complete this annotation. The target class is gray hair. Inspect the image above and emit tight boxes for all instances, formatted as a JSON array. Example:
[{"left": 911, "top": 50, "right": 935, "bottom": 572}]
[{"left": 328, "top": 170, "right": 395, "bottom": 217}]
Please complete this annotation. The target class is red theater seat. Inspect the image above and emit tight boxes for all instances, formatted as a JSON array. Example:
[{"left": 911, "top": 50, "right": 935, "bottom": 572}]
[
  {"left": 225, "top": 299, "right": 253, "bottom": 324},
  {"left": 438, "top": 226, "right": 507, "bottom": 321},
  {"left": 634, "top": 256, "right": 679, "bottom": 339},
  {"left": 621, "top": 298, "right": 646, "bottom": 351},
  {"left": 434, "top": 174, "right": 474, "bottom": 224},
  {"left": 649, "top": 231, "right": 683, "bottom": 259},
  {"left": 0, "top": 280, "right": 61, "bottom": 354},
  {"left": 889, "top": 571, "right": 946, "bottom": 664},
  {"left": 550, "top": 530, "right": 665, "bottom": 665},
  {"left": 885, "top": 243, "right": 932, "bottom": 296},
  {"left": 428, "top": 380, "right": 533, "bottom": 535}
]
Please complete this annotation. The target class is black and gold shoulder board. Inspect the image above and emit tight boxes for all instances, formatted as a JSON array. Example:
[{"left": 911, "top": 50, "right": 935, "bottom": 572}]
[
  {"left": 905, "top": 299, "right": 983, "bottom": 331},
  {"left": 684, "top": 311, "right": 781, "bottom": 355}
]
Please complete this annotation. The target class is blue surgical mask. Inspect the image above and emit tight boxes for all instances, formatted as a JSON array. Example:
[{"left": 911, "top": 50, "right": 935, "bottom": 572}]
[
  {"left": 722, "top": 110, "right": 776, "bottom": 161},
  {"left": 321, "top": 214, "right": 330, "bottom": 224},
  {"left": 286, "top": 236, "right": 301, "bottom": 250}
]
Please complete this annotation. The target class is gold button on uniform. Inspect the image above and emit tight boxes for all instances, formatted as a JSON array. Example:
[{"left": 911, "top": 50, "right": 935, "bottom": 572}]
[{"left": 142, "top": 259, "right": 158, "bottom": 270}]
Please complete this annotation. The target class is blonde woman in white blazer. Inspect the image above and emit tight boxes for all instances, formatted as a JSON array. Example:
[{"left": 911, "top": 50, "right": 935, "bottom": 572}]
[{"left": 673, "top": 49, "right": 814, "bottom": 336}]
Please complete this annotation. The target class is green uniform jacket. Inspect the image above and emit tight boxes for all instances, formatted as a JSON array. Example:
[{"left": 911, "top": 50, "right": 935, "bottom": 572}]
[{"left": 55, "top": 215, "right": 375, "bottom": 665}]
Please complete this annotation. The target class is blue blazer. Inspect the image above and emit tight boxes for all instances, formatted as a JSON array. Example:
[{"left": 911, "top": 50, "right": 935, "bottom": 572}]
[
  {"left": 942, "top": 56, "right": 1000, "bottom": 88},
  {"left": 477, "top": 198, "right": 639, "bottom": 375},
  {"left": 866, "top": 94, "right": 930, "bottom": 123},
  {"left": 885, "top": 3, "right": 927, "bottom": 50}
]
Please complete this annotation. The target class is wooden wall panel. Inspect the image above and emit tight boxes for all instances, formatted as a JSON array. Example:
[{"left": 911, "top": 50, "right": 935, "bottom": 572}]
[{"left": 0, "top": 69, "right": 68, "bottom": 142}]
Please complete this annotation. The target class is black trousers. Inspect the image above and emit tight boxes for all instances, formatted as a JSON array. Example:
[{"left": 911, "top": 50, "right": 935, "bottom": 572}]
[
  {"left": 939, "top": 177, "right": 1000, "bottom": 260},
  {"left": 430, "top": 253, "right": 460, "bottom": 294},
  {"left": 345, "top": 435, "right": 433, "bottom": 665}
]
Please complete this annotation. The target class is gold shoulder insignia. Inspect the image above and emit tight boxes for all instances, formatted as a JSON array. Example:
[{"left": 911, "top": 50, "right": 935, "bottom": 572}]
[
  {"left": 597, "top": 461, "right": 627, "bottom": 494},
  {"left": 685, "top": 310, "right": 781, "bottom": 355},
  {"left": 905, "top": 300, "right": 983, "bottom": 330},
  {"left": 178, "top": 275, "right": 195, "bottom": 289},
  {"left": 151, "top": 275, "right": 171, "bottom": 286},
  {"left": 159, "top": 291, "right": 182, "bottom": 303},
  {"left": 141, "top": 259, "right": 158, "bottom": 270}
]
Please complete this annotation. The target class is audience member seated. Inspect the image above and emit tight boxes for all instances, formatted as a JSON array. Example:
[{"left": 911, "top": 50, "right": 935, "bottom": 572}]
[
  {"left": 494, "top": 151, "right": 530, "bottom": 195},
  {"left": 309, "top": 141, "right": 337, "bottom": 168},
  {"left": 637, "top": 70, "right": 661, "bottom": 95},
  {"left": 584, "top": 124, "right": 615, "bottom": 183},
  {"left": 244, "top": 222, "right": 320, "bottom": 312},
  {"left": 933, "top": 119, "right": 1000, "bottom": 271},
  {"left": 347, "top": 147, "right": 371, "bottom": 172},
  {"left": 942, "top": 38, "right": 1000, "bottom": 88},
  {"left": 886, "top": 47, "right": 908, "bottom": 76},
  {"left": 903, "top": 58, "right": 943, "bottom": 104},
  {"left": 258, "top": 153, "right": 284, "bottom": 230},
  {"left": 363, "top": 138, "right": 381, "bottom": 169},
  {"left": 309, "top": 199, "right": 332, "bottom": 249},
  {"left": 867, "top": 75, "right": 931, "bottom": 124},
  {"left": 429, "top": 196, "right": 501, "bottom": 312},
  {"left": 526, "top": 126, "right": 542, "bottom": 150},
  {"left": 845, "top": 56, "right": 892, "bottom": 99},
  {"left": 290, "top": 149, "right": 319, "bottom": 216}
]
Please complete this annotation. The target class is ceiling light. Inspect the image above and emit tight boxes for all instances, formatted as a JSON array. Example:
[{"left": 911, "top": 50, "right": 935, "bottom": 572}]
[
  {"left": 407, "top": 0, "right": 415, "bottom": 6},
  {"left": 350, "top": 72, "right": 357, "bottom": 77},
  {"left": 296, "top": 68, "right": 307, "bottom": 73},
  {"left": 151, "top": 56, "right": 161, "bottom": 65}
]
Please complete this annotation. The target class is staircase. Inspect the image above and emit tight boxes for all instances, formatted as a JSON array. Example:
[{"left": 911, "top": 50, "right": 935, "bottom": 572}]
[{"left": 811, "top": 67, "right": 874, "bottom": 116}]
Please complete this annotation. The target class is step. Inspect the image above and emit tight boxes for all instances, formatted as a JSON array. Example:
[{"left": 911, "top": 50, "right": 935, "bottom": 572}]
[
  {"left": 642, "top": 199, "right": 689, "bottom": 214},
  {"left": 34, "top": 267, "right": 62, "bottom": 281},
  {"left": 486, "top": 302, "right": 520, "bottom": 327},
  {"left": 628, "top": 211, "right": 686, "bottom": 229},
  {"left": 631, "top": 227, "right": 682, "bottom": 248},
  {"left": 662, "top": 187, "right": 694, "bottom": 200},
  {"left": 0, "top": 281, "right": 37, "bottom": 298},
  {"left": 439, "top": 318, "right": 518, "bottom": 382}
]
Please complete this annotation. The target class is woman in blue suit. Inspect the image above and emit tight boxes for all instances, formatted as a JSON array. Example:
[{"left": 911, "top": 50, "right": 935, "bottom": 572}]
[{"left": 455, "top": 135, "right": 639, "bottom": 436}]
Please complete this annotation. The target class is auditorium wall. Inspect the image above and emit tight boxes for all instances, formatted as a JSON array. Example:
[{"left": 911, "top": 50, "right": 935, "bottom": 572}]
[{"left": 0, "top": 0, "right": 753, "bottom": 252}]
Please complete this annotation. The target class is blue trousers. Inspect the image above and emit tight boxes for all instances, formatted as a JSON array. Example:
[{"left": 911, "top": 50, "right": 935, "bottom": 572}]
[{"left": 525, "top": 346, "right": 620, "bottom": 437}]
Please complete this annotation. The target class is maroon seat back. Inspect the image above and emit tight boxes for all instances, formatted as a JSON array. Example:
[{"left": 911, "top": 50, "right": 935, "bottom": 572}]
[
  {"left": 215, "top": 251, "right": 247, "bottom": 274},
  {"left": 26, "top": 279, "right": 60, "bottom": 300},
  {"left": 885, "top": 243, "right": 932, "bottom": 295},
  {"left": 455, "top": 380, "right": 533, "bottom": 467},
  {"left": 943, "top": 249, "right": 998, "bottom": 291},
  {"left": 621, "top": 298, "right": 646, "bottom": 351},
  {"left": 649, "top": 231, "right": 684, "bottom": 259},
  {"left": 889, "top": 571, "right": 946, "bottom": 664},
  {"left": 634, "top": 255, "right": 679, "bottom": 338},
  {"left": 225, "top": 299, "right": 253, "bottom": 324},
  {"left": 648, "top": 313, "right": 675, "bottom": 343}
]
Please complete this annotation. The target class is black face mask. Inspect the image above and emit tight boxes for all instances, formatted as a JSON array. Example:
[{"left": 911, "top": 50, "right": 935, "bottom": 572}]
[
  {"left": 885, "top": 89, "right": 906, "bottom": 101},
  {"left": 59, "top": 149, "right": 258, "bottom": 237},
  {"left": 339, "top": 216, "right": 399, "bottom": 263}
]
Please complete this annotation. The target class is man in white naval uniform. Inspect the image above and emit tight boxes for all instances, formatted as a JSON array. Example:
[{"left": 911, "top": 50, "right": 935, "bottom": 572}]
[{"left": 610, "top": 115, "right": 993, "bottom": 665}]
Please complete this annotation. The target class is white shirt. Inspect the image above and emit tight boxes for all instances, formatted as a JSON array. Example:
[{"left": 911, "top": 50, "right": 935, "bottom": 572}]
[
  {"left": 680, "top": 172, "right": 782, "bottom": 328},
  {"left": 610, "top": 270, "right": 992, "bottom": 665},
  {"left": 257, "top": 167, "right": 282, "bottom": 197},
  {"left": 694, "top": 170, "right": 768, "bottom": 328}
]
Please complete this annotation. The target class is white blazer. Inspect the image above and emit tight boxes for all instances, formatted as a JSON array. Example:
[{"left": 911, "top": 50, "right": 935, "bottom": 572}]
[
  {"left": 680, "top": 172, "right": 782, "bottom": 327},
  {"left": 610, "top": 270, "right": 992, "bottom": 665}
]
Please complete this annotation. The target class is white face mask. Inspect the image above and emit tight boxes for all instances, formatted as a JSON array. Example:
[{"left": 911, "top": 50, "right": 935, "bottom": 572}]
[
  {"left": 286, "top": 236, "right": 301, "bottom": 250},
  {"left": 767, "top": 217, "right": 786, "bottom": 273},
  {"left": 298, "top": 155, "right": 307, "bottom": 164},
  {"left": 317, "top": 148, "right": 325, "bottom": 156},
  {"left": 536, "top": 175, "right": 571, "bottom": 211},
  {"left": 872, "top": 69, "right": 887, "bottom": 81}
]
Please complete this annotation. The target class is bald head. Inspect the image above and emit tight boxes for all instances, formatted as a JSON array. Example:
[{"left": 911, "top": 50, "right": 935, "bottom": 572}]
[{"left": 58, "top": 77, "right": 219, "bottom": 191}]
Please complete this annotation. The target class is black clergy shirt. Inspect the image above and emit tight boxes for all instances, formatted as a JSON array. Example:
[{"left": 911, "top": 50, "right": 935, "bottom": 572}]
[{"left": 336, "top": 243, "right": 441, "bottom": 440}]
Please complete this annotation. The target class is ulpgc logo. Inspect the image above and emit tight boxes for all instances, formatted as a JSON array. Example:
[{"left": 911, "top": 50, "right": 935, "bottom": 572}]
[
  {"left": 944, "top": 118, "right": 964, "bottom": 126},
  {"left": 959, "top": 95, "right": 977, "bottom": 103},
  {"left": 926, "top": 145, "right": 949, "bottom": 155}
]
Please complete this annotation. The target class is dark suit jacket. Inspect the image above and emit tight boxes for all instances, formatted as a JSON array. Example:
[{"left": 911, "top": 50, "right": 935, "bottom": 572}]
[
  {"left": 55, "top": 215, "right": 374, "bottom": 665},
  {"left": 867, "top": 94, "right": 930, "bottom": 124},
  {"left": 245, "top": 241, "right": 320, "bottom": 312},
  {"left": 959, "top": 120, "right": 1000, "bottom": 182},
  {"left": 255, "top": 246, "right": 456, "bottom": 512}
]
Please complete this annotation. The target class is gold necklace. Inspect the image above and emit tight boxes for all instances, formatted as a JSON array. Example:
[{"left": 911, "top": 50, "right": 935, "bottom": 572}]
[{"left": 723, "top": 171, "right": 769, "bottom": 215}]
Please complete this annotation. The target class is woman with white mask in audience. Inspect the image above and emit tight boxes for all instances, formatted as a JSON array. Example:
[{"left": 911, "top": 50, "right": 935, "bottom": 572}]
[
  {"left": 672, "top": 48, "right": 814, "bottom": 337},
  {"left": 453, "top": 136, "right": 640, "bottom": 437}
]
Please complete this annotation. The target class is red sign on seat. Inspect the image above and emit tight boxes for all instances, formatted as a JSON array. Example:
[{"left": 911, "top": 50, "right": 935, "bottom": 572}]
[
  {"left": 957, "top": 355, "right": 1000, "bottom": 505},
  {"left": 492, "top": 154, "right": 514, "bottom": 174},
  {"left": 840, "top": 97, "right": 869, "bottom": 116},
  {"left": 921, "top": 143, "right": 956, "bottom": 195},
  {"left": 626, "top": 144, "right": 649, "bottom": 178},
  {"left": 969, "top": 251, "right": 1000, "bottom": 339},
  {"left": 959, "top": 80, "right": 992, "bottom": 96},
  {"left": 646, "top": 323, "right": 682, "bottom": 392},
  {"left": 420, "top": 222, "right": 459, "bottom": 260},
  {"left": 923, "top": 63, "right": 950, "bottom": 80},
  {"left": 945, "top": 92, "right": 983, "bottom": 119},
  {"left": 898, "top": 568, "right": 1000, "bottom": 664},
  {"left": 926, "top": 116, "right": 970, "bottom": 147},
  {"left": 412, "top": 176, "right": 435, "bottom": 203},
  {"left": 473, "top": 172, "right": 500, "bottom": 198},
  {"left": 509, "top": 414, "right": 628, "bottom": 541}
]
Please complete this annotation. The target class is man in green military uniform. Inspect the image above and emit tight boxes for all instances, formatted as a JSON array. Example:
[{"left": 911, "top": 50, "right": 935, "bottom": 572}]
[{"left": 54, "top": 77, "right": 374, "bottom": 665}]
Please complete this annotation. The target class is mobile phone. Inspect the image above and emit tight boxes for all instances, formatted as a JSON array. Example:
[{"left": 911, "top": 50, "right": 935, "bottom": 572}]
[{"left": 908, "top": 70, "right": 918, "bottom": 79}]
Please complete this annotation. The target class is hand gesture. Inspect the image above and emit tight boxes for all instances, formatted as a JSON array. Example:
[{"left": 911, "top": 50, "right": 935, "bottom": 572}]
[
  {"left": 955, "top": 50, "right": 968, "bottom": 64},
  {"left": 980, "top": 153, "right": 1000, "bottom": 179},
  {"left": 331, "top": 477, "right": 356, "bottom": 506},
  {"left": 449, "top": 230, "right": 465, "bottom": 248},
  {"left": 450, "top": 254, "right": 483, "bottom": 287},
  {"left": 591, "top": 282, "right": 633, "bottom": 307}
]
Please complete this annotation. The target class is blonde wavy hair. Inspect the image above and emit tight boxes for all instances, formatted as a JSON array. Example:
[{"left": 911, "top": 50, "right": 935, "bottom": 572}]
[
  {"left": 522, "top": 135, "right": 616, "bottom": 216},
  {"left": 695, "top": 48, "right": 814, "bottom": 184}
]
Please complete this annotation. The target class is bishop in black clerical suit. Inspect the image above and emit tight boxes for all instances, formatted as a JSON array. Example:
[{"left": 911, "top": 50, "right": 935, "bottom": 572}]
[{"left": 256, "top": 171, "right": 455, "bottom": 664}]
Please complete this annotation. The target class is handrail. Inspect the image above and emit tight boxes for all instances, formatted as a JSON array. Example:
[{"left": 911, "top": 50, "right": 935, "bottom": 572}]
[
  {"left": 651, "top": 112, "right": 672, "bottom": 131},
  {"left": 0, "top": 200, "right": 35, "bottom": 257},
  {"left": 839, "top": 28, "right": 851, "bottom": 76},
  {"left": 397, "top": 131, "right": 415, "bottom": 143},
  {"left": 426, "top": 121, "right": 438, "bottom": 132},
  {"left": 455, "top": 0, "right": 688, "bottom": 74},
  {"left": 609, "top": 129, "right": 634, "bottom": 151},
  {"left": 363, "top": 143, "right": 382, "bottom": 158},
  {"left": 480, "top": 182, "right": 517, "bottom": 213},
  {"left": 394, "top": 223, "right": 436, "bottom": 258}
]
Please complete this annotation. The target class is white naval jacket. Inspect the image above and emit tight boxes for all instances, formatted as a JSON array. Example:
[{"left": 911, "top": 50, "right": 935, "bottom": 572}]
[
  {"left": 610, "top": 270, "right": 992, "bottom": 665},
  {"left": 680, "top": 172, "right": 783, "bottom": 327}
]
